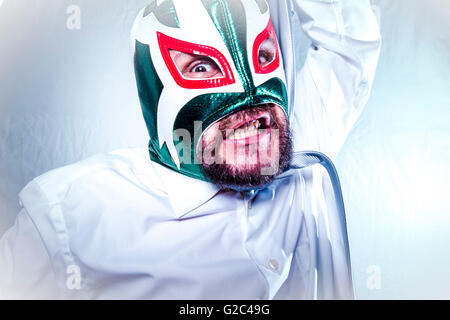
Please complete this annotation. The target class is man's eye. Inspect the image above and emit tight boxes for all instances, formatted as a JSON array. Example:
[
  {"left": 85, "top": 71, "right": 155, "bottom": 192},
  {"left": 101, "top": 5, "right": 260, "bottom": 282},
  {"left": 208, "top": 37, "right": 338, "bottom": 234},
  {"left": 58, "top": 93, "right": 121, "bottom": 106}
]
[
  {"left": 184, "top": 58, "right": 221, "bottom": 78},
  {"left": 169, "top": 50, "right": 224, "bottom": 80},
  {"left": 190, "top": 62, "right": 213, "bottom": 73},
  {"left": 258, "top": 37, "right": 276, "bottom": 67},
  {"left": 259, "top": 50, "right": 274, "bottom": 66}
]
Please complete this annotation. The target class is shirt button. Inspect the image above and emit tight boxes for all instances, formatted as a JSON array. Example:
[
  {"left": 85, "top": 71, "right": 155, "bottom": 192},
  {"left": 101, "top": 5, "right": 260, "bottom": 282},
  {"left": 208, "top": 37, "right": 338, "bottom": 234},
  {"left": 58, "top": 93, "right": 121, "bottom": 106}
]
[{"left": 268, "top": 259, "right": 279, "bottom": 272}]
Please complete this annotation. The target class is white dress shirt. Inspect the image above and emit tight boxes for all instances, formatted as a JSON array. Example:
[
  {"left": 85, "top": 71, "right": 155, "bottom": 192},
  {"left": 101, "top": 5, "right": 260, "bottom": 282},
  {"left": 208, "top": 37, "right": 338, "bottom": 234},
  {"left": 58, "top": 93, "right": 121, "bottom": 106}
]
[{"left": 0, "top": 0, "right": 381, "bottom": 299}]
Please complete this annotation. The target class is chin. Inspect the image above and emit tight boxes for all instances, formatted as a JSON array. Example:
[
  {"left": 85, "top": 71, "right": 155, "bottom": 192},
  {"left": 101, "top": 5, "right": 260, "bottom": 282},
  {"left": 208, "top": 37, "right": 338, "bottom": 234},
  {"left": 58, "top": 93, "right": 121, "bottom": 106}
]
[{"left": 199, "top": 103, "right": 293, "bottom": 191}]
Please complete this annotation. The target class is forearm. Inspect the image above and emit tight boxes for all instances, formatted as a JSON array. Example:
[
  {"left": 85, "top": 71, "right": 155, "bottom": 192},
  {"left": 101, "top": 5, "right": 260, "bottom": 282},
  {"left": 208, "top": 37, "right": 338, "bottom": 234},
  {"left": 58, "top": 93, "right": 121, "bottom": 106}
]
[
  {"left": 290, "top": 0, "right": 382, "bottom": 158},
  {"left": 294, "top": 0, "right": 381, "bottom": 80}
]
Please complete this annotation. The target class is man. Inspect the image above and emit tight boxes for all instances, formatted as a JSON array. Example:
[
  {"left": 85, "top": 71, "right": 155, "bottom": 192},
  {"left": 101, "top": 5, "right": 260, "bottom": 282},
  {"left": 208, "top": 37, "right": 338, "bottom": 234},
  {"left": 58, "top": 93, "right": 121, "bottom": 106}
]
[{"left": 0, "top": 0, "right": 381, "bottom": 299}]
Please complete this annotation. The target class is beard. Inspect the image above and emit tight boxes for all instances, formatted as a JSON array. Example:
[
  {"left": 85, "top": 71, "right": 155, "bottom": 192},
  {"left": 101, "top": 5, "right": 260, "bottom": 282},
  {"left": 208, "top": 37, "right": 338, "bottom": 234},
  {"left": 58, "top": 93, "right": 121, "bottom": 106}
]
[{"left": 200, "top": 104, "right": 293, "bottom": 191}]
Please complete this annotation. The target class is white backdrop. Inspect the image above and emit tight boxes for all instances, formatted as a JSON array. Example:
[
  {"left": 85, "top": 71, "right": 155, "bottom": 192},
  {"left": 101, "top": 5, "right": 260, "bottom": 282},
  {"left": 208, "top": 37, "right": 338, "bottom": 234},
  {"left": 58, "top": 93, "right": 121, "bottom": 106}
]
[{"left": 0, "top": 0, "right": 449, "bottom": 299}]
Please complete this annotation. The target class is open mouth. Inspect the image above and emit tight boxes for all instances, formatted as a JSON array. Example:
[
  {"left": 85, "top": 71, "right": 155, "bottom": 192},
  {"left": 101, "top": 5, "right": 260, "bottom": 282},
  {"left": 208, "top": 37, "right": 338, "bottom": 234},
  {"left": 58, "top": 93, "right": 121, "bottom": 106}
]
[
  {"left": 227, "top": 114, "right": 271, "bottom": 140},
  {"left": 198, "top": 102, "right": 285, "bottom": 159},
  {"left": 199, "top": 102, "right": 289, "bottom": 169},
  {"left": 223, "top": 106, "right": 274, "bottom": 142}
]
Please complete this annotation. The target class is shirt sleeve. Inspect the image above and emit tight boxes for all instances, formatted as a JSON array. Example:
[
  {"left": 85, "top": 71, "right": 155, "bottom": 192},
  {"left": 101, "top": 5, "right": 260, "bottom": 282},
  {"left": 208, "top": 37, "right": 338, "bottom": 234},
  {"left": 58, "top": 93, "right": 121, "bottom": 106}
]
[
  {"left": 290, "top": 0, "right": 382, "bottom": 159},
  {"left": 0, "top": 208, "right": 60, "bottom": 299}
]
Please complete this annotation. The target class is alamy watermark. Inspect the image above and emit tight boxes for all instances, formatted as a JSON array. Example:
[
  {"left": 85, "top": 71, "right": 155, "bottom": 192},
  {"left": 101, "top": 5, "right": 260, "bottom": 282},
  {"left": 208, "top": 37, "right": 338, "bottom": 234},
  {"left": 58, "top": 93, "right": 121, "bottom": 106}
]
[
  {"left": 366, "top": 265, "right": 382, "bottom": 290},
  {"left": 66, "top": 5, "right": 81, "bottom": 30},
  {"left": 66, "top": 264, "right": 82, "bottom": 290}
]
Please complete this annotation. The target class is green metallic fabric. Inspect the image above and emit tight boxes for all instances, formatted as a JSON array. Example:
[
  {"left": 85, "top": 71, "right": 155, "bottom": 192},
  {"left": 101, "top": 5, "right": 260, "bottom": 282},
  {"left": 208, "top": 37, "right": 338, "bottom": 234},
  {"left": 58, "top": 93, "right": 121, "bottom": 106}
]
[
  {"left": 134, "top": 0, "right": 288, "bottom": 182},
  {"left": 143, "top": 0, "right": 180, "bottom": 28}
]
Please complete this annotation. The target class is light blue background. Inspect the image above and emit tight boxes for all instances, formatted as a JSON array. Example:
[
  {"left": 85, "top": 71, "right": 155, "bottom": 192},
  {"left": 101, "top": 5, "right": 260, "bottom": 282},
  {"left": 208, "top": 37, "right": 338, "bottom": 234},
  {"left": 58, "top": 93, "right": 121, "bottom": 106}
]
[{"left": 0, "top": 0, "right": 449, "bottom": 299}]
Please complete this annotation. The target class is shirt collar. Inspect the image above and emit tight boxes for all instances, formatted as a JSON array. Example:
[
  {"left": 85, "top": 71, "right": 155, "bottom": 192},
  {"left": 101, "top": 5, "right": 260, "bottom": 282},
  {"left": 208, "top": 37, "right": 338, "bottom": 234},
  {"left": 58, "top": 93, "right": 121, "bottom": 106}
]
[{"left": 152, "top": 161, "right": 221, "bottom": 218}]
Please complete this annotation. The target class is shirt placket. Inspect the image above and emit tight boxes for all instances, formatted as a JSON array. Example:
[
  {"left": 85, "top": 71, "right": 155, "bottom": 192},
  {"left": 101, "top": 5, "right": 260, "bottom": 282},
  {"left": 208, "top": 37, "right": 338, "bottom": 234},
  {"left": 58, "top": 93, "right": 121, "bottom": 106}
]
[{"left": 242, "top": 187, "right": 293, "bottom": 300}]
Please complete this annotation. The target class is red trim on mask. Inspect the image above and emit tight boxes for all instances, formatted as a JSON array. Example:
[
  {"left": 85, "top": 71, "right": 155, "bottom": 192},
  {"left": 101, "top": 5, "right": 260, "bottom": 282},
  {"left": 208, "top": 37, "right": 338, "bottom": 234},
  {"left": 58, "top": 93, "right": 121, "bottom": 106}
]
[
  {"left": 252, "top": 18, "right": 280, "bottom": 74},
  {"left": 157, "top": 32, "right": 235, "bottom": 89}
]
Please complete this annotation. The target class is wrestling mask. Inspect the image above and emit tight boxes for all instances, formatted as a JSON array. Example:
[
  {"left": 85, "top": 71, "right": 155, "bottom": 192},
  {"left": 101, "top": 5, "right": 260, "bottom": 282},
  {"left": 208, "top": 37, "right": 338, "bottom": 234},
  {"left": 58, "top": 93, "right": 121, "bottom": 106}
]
[{"left": 132, "top": 0, "right": 288, "bottom": 181}]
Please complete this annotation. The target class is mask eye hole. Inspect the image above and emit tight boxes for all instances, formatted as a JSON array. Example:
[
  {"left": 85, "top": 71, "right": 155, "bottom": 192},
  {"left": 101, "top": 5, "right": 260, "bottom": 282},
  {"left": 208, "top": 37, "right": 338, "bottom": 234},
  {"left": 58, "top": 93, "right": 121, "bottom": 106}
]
[
  {"left": 253, "top": 18, "right": 280, "bottom": 74},
  {"left": 258, "top": 34, "right": 276, "bottom": 67},
  {"left": 169, "top": 50, "right": 224, "bottom": 80},
  {"left": 158, "top": 32, "right": 235, "bottom": 89}
]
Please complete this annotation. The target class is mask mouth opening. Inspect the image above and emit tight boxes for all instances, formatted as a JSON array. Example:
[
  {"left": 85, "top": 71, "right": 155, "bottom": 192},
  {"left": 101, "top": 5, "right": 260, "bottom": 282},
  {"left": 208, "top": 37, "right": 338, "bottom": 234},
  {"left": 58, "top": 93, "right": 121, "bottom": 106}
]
[
  {"left": 195, "top": 102, "right": 287, "bottom": 165},
  {"left": 195, "top": 102, "right": 293, "bottom": 191},
  {"left": 195, "top": 102, "right": 285, "bottom": 157}
]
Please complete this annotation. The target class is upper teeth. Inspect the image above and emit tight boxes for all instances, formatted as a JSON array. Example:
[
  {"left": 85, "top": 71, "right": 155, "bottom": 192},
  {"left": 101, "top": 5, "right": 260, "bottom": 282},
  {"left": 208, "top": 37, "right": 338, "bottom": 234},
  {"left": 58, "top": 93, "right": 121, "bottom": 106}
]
[
  {"left": 227, "top": 119, "right": 263, "bottom": 140},
  {"left": 243, "top": 119, "right": 261, "bottom": 130}
]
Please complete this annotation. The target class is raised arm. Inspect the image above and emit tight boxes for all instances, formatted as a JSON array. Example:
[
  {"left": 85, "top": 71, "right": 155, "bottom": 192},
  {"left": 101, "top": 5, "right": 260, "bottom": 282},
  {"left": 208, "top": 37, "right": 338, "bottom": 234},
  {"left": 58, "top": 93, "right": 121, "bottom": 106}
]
[{"left": 283, "top": 0, "right": 382, "bottom": 159}]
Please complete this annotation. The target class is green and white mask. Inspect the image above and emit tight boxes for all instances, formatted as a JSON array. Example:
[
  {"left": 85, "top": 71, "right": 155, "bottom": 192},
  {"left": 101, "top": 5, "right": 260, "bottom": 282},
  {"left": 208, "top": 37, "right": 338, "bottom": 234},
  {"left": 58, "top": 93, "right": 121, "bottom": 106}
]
[{"left": 132, "top": 0, "right": 288, "bottom": 181}]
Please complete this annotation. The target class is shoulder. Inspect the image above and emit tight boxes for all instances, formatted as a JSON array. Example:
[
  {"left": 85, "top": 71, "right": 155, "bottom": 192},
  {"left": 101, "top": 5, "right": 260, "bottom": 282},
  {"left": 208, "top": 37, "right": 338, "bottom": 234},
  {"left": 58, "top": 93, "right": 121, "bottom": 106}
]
[
  {"left": 15, "top": 149, "right": 174, "bottom": 294},
  {"left": 18, "top": 148, "right": 173, "bottom": 229},
  {"left": 21, "top": 148, "right": 164, "bottom": 199}
]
